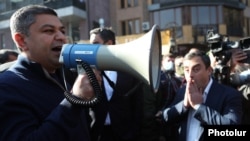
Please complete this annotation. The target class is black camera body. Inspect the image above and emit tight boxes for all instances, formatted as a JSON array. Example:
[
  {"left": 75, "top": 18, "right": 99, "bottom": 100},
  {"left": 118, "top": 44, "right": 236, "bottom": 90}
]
[
  {"left": 206, "top": 30, "right": 250, "bottom": 86},
  {"left": 206, "top": 30, "right": 250, "bottom": 64}
]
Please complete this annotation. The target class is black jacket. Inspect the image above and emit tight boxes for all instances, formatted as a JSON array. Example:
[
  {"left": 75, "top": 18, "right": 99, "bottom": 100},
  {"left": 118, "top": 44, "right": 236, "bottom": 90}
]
[
  {"left": 0, "top": 55, "right": 90, "bottom": 141},
  {"left": 89, "top": 71, "right": 143, "bottom": 141}
]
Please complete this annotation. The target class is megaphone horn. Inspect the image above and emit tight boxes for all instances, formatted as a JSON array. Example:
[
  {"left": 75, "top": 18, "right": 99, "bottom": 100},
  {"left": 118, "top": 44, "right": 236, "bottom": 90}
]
[{"left": 59, "top": 24, "right": 162, "bottom": 93}]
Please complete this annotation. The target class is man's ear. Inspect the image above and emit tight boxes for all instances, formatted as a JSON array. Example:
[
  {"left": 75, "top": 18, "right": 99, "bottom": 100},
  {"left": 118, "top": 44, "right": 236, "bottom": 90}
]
[
  {"left": 13, "top": 33, "right": 27, "bottom": 50},
  {"left": 208, "top": 66, "right": 213, "bottom": 74}
]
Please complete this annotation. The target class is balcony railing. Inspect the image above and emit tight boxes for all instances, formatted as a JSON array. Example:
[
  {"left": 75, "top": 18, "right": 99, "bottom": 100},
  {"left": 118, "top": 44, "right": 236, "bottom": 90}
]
[
  {"left": 0, "top": 0, "right": 86, "bottom": 21},
  {"left": 158, "top": 0, "right": 245, "bottom": 9},
  {"left": 44, "top": 0, "right": 86, "bottom": 11}
]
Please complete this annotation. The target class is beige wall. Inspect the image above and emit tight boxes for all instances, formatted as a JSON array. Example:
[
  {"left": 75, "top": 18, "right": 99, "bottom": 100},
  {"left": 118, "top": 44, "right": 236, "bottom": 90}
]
[{"left": 109, "top": 0, "right": 149, "bottom": 35}]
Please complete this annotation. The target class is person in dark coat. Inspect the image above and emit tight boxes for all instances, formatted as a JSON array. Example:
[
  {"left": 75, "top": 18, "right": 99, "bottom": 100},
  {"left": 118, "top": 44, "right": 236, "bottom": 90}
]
[
  {"left": 88, "top": 27, "right": 144, "bottom": 141},
  {"left": 0, "top": 5, "right": 102, "bottom": 141},
  {"left": 162, "top": 51, "right": 242, "bottom": 141}
]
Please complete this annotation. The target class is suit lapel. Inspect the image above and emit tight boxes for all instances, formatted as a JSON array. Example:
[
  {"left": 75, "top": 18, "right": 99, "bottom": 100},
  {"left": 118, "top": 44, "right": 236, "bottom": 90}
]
[{"left": 204, "top": 80, "right": 221, "bottom": 106}]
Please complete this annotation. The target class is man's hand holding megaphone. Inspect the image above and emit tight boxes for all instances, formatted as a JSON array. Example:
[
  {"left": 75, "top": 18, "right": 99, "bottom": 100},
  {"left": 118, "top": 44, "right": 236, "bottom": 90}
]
[
  {"left": 63, "top": 60, "right": 103, "bottom": 107},
  {"left": 60, "top": 24, "right": 162, "bottom": 106},
  {"left": 71, "top": 68, "right": 102, "bottom": 100}
]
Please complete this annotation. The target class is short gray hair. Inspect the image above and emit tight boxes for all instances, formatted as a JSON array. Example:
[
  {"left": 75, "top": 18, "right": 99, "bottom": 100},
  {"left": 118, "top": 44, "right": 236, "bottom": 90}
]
[
  {"left": 10, "top": 5, "right": 57, "bottom": 36},
  {"left": 184, "top": 50, "right": 211, "bottom": 69}
]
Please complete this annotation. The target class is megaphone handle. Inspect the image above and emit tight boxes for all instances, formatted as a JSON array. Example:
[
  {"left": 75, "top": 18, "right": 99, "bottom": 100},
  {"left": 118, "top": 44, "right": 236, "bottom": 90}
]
[
  {"left": 64, "top": 60, "right": 102, "bottom": 107},
  {"left": 77, "top": 63, "right": 86, "bottom": 75}
]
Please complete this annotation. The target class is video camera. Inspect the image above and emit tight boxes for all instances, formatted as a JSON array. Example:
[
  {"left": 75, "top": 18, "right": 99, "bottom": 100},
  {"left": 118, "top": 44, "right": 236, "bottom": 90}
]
[
  {"left": 206, "top": 30, "right": 250, "bottom": 64},
  {"left": 206, "top": 30, "right": 250, "bottom": 86}
]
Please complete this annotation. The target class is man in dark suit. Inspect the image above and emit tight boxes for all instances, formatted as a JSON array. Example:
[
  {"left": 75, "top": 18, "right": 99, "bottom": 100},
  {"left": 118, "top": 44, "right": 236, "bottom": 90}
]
[
  {"left": 88, "top": 27, "right": 143, "bottom": 141},
  {"left": 161, "top": 51, "right": 242, "bottom": 141}
]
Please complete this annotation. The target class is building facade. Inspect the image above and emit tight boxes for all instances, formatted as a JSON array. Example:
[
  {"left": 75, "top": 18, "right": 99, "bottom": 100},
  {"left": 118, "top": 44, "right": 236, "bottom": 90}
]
[
  {"left": 0, "top": 0, "right": 249, "bottom": 56},
  {"left": 0, "top": 0, "right": 112, "bottom": 50},
  {"left": 109, "top": 0, "right": 248, "bottom": 55}
]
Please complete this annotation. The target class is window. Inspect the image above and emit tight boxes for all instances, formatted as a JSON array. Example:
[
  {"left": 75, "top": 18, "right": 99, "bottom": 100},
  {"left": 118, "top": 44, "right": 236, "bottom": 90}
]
[
  {"left": 128, "top": 20, "right": 133, "bottom": 34},
  {"left": 0, "top": 1, "right": 6, "bottom": 12},
  {"left": 121, "top": 0, "right": 125, "bottom": 8},
  {"left": 191, "top": 6, "right": 218, "bottom": 25},
  {"left": 134, "top": 0, "right": 138, "bottom": 6},
  {"left": 128, "top": 0, "right": 132, "bottom": 7},
  {"left": 224, "top": 7, "right": 243, "bottom": 36},
  {"left": 121, "top": 21, "right": 126, "bottom": 35},
  {"left": 152, "top": 8, "right": 182, "bottom": 30},
  {"left": 152, "top": 0, "right": 160, "bottom": 4},
  {"left": 135, "top": 19, "right": 140, "bottom": 33},
  {"left": 121, "top": 19, "right": 140, "bottom": 35},
  {"left": 0, "top": 34, "right": 5, "bottom": 49},
  {"left": 153, "top": 11, "right": 160, "bottom": 26},
  {"left": 191, "top": 6, "right": 219, "bottom": 36},
  {"left": 120, "top": 0, "right": 138, "bottom": 9},
  {"left": 241, "top": 0, "right": 249, "bottom": 6}
]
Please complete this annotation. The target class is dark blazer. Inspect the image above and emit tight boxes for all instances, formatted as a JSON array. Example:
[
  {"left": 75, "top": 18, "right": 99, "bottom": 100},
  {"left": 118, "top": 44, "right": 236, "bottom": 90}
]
[
  {"left": 89, "top": 71, "right": 143, "bottom": 141},
  {"left": 0, "top": 55, "right": 90, "bottom": 141},
  {"left": 163, "top": 79, "right": 243, "bottom": 141}
]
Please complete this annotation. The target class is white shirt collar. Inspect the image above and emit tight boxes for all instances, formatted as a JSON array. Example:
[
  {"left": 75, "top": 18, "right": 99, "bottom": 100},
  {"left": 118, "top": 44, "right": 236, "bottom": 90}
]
[{"left": 203, "top": 77, "right": 213, "bottom": 102}]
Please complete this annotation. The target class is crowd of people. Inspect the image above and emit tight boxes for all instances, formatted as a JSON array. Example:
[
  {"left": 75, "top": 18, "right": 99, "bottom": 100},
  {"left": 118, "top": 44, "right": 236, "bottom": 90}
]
[{"left": 0, "top": 4, "right": 249, "bottom": 141}]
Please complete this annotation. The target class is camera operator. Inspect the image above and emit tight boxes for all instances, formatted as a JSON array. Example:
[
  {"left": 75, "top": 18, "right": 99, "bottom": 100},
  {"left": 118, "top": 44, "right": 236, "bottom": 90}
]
[
  {"left": 230, "top": 49, "right": 248, "bottom": 73},
  {"left": 207, "top": 48, "right": 246, "bottom": 86},
  {"left": 206, "top": 30, "right": 250, "bottom": 124},
  {"left": 211, "top": 48, "right": 250, "bottom": 124},
  {"left": 229, "top": 49, "right": 250, "bottom": 124}
]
